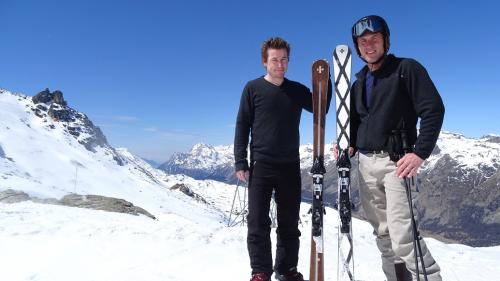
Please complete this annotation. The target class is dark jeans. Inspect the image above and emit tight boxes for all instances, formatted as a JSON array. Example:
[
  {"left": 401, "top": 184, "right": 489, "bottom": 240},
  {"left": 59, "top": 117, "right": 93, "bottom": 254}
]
[{"left": 247, "top": 160, "right": 302, "bottom": 275}]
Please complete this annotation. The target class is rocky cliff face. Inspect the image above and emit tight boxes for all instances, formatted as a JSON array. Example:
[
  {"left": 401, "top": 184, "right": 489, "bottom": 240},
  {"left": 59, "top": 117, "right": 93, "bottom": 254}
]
[
  {"left": 417, "top": 156, "right": 500, "bottom": 246},
  {"left": 31, "top": 89, "right": 123, "bottom": 165}
]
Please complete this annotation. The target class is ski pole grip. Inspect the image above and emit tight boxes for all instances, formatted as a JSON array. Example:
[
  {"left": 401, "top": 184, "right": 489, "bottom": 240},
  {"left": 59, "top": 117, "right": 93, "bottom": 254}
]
[{"left": 401, "top": 129, "right": 410, "bottom": 154}]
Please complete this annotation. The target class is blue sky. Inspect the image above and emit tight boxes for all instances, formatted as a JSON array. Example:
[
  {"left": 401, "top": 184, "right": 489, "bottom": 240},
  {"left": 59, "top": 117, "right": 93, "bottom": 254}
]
[{"left": 1, "top": 0, "right": 499, "bottom": 162}]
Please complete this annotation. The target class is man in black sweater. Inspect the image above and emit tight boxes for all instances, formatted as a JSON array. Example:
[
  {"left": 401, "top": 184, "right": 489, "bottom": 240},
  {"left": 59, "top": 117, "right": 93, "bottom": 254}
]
[
  {"left": 234, "top": 37, "right": 330, "bottom": 281},
  {"left": 335, "top": 15, "right": 445, "bottom": 281}
]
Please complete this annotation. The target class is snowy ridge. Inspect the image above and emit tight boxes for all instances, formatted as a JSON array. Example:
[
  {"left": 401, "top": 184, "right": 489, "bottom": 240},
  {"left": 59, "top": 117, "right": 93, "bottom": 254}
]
[
  {"left": 115, "top": 147, "right": 167, "bottom": 185},
  {"left": 0, "top": 89, "right": 220, "bottom": 222},
  {"left": 168, "top": 143, "right": 234, "bottom": 170},
  {"left": 422, "top": 131, "right": 500, "bottom": 172},
  {"left": 158, "top": 143, "right": 236, "bottom": 182}
]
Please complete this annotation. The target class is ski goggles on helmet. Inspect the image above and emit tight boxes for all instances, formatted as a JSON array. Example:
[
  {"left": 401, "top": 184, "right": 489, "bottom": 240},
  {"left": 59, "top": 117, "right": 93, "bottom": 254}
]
[{"left": 352, "top": 16, "right": 388, "bottom": 38}]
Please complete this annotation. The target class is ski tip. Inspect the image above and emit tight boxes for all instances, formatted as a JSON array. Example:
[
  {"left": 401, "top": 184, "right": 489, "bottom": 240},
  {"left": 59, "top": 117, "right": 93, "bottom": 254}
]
[
  {"left": 334, "top": 44, "right": 351, "bottom": 53},
  {"left": 333, "top": 44, "right": 352, "bottom": 66},
  {"left": 312, "top": 59, "right": 329, "bottom": 66},
  {"left": 312, "top": 59, "right": 329, "bottom": 78}
]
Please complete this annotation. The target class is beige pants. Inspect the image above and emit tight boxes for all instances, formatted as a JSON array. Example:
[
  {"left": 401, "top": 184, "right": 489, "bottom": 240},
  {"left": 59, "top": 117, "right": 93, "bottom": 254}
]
[{"left": 358, "top": 152, "right": 442, "bottom": 281}]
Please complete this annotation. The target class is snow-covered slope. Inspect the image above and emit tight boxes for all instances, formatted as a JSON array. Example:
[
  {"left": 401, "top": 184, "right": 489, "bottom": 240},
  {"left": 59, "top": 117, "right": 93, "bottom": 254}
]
[
  {"left": 422, "top": 131, "right": 500, "bottom": 172},
  {"left": 0, "top": 89, "right": 220, "bottom": 222},
  {"left": 1, "top": 199, "right": 499, "bottom": 281}
]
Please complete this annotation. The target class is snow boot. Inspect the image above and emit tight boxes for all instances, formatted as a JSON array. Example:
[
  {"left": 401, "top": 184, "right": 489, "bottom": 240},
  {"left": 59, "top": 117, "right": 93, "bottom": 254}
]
[{"left": 395, "top": 262, "right": 412, "bottom": 281}]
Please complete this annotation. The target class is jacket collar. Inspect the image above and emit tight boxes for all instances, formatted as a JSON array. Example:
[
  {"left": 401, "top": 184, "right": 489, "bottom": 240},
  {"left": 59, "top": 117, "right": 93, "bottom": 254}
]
[{"left": 355, "top": 54, "right": 396, "bottom": 80}]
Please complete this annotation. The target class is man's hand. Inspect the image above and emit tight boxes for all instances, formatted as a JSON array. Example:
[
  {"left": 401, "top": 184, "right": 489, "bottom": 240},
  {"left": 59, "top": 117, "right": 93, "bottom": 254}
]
[
  {"left": 235, "top": 170, "right": 250, "bottom": 183},
  {"left": 332, "top": 144, "right": 355, "bottom": 160},
  {"left": 396, "top": 153, "right": 423, "bottom": 178}
]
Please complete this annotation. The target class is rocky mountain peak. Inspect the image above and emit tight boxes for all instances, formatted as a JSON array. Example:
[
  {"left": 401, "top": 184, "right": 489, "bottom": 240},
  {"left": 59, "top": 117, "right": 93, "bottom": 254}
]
[
  {"left": 32, "top": 88, "right": 67, "bottom": 106},
  {"left": 190, "top": 143, "right": 214, "bottom": 155},
  {"left": 17, "top": 89, "right": 123, "bottom": 165}
]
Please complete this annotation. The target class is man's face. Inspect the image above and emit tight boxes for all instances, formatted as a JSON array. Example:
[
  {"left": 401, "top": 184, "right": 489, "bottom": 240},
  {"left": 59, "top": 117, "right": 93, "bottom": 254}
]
[
  {"left": 263, "top": 48, "right": 288, "bottom": 79},
  {"left": 356, "top": 32, "right": 386, "bottom": 64}
]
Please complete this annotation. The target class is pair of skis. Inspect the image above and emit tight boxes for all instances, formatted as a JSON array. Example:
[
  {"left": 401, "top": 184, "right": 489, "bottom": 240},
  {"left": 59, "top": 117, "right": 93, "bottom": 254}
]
[{"left": 309, "top": 45, "right": 353, "bottom": 281}]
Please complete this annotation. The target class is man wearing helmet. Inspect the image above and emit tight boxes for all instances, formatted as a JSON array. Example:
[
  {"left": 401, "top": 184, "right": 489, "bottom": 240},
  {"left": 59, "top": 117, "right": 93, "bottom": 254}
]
[{"left": 335, "top": 15, "right": 445, "bottom": 281}]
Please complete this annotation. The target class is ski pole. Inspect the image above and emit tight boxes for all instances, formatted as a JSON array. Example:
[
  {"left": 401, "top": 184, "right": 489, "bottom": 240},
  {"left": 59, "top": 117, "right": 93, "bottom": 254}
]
[
  {"left": 228, "top": 179, "right": 241, "bottom": 227},
  {"left": 404, "top": 176, "right": 428, "bottom": 281},
  {"left": 400, "top": 125, "right": 428, "bottom": 281}
]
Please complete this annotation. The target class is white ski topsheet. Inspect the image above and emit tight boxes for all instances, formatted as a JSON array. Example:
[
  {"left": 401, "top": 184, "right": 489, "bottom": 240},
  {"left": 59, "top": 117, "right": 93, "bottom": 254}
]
[{"left": 333, "top": 45, "right": 352, "bottom": 150}]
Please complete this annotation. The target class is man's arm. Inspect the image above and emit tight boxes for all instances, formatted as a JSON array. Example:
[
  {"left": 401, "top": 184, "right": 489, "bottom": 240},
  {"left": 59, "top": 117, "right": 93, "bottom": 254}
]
[
  {"left": 396, "top": 59, "right": 445, "bottom": 178},
  {"left": 326, "top": 76, "right": 333, "bottom": 113},
  {"left": 234, "top": 83, "right": 252, "bottom": 177},
  {"left": 302, "top": 76, "right": 333, "bottom": 113},
  {"left": 349, "top": 80, "right": 360, "bottom": 154},
  {"left": 405, "top": 59, "right": 445, "bottom": 160}
]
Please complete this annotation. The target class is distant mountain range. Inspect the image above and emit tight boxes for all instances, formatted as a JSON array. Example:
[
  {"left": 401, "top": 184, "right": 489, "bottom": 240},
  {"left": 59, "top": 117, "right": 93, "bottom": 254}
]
[
  {"left": 158, "top": 143, "right": 235, "bottom": 182},
  {"left": 159, "top": 133, "right": 500, "bottom": 246}
]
